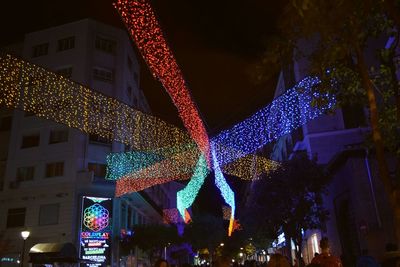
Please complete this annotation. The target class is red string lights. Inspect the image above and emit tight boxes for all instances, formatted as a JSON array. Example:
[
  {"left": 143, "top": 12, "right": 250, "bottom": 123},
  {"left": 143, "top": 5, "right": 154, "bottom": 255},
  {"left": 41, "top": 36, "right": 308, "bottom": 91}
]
[{"left": 114, "top": 0, "right": 211, "bottom": 163}]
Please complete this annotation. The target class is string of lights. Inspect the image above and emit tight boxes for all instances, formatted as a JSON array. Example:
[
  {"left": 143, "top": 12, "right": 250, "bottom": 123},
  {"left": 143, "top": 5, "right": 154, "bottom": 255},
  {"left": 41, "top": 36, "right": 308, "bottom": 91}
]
[
  {"left": 106, "top": 77, "right": 331, "bottom": 184},
  {"left": 113, "top": 0, "right": 238, "bottom": 235},
  {"left": 221, "top": 153, "right": 280, "bottom": 180},
  {"left": 176, "top": 154, "right": 209, "bottom": 219},
  {"left": 106, "top": 142, "right": 199, "bottom": 180},
  {"left": 106, "top": 142, "right": 279, "bottom": 180},
  {"left": 222, "top": 206, "right": 232, "bottom": 220},
  {"left": 212, "top": 76, "right": 336, "bottom": 166},
  {"left": 114, "top": 0, "right": 211, "bottom": 162},
  {"left": 0, "top": 0, "right": 336, "bottom": 236},
  {"left": 0, "top": 53, "right": 193, "bottom": 153},
  {"left": 0, "top": 53, "right": 278, "bottom": 184},
  {"left": 115, "top": 176, "right": 187, "bottom": 197},
  {"left": 163, "top": 208, "right": 191, "bottom": 224},
  {"left": 211, "top": 144, "right": 235, "bottom": 236}
]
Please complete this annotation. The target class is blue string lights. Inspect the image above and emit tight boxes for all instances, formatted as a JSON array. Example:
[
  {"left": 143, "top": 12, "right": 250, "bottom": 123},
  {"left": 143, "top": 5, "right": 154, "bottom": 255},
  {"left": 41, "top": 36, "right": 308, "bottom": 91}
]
[
  {"left": 211, "top": 144, "right": 236, "bottom": 236},
  {"left": 212, "top": 76, "right": 336, "bottom": 167}
]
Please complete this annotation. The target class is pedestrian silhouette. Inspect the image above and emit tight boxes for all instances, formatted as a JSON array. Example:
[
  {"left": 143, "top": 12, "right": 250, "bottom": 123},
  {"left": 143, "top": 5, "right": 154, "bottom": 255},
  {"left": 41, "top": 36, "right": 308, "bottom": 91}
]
[{"left": 310, "top": 237, "right": 342, "bottom": 267}]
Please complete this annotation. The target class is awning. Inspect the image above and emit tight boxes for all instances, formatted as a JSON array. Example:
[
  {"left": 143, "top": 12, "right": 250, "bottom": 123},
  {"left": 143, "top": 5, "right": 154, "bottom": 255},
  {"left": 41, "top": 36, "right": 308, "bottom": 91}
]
[{"left": 29, "top": 243, "right": 78, "bottom": 263}]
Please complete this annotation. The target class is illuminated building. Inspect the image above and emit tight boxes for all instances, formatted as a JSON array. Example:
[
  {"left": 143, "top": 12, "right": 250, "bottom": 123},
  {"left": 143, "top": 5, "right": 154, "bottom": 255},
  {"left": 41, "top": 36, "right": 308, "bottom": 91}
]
[{"left": 0, "top": 19, "right": 180, "bottom": 267}]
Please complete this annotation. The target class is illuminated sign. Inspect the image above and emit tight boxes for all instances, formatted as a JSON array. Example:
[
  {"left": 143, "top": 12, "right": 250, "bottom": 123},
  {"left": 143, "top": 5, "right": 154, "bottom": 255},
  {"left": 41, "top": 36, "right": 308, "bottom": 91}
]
[
  {"left": 1, "top": 257, "right": 18, "bottom": 263},
  {"left": 80, "top": 196, "right": 113, "bottom": 267}
]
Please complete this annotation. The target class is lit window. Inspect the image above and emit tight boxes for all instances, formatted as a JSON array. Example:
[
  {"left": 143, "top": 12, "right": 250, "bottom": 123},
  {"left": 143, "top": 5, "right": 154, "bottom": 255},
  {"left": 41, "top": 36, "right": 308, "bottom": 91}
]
[
  {"left": 45, "top": 162, "right": 64, "bottom": 178},
  {"left": 16, "top": 166, "right": 35, "bottom": 182},
  {"left": 21, "top": 133, "right": 40, "bottom": 148},
  {"left": 57, "top": 36, "right": 75, "bottom": 51},
  {"left": 32, "top": 43, "right": 49, "bottom": 57},
  {"left": 49, "top": 129, "right": 68, "bottom": 144},
  {"left": 39, "top": 204, "right": 59, "bottom": 225}
]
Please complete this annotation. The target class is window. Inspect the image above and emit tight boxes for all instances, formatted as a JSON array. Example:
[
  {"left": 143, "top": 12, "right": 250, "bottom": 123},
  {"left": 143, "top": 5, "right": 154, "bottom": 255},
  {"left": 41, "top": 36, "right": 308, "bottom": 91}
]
[
  {"left": 56, "top": 67, "right": 73, "bottom": 78},
  {"left": 95, "top": 36, "right": 116, "bottom": 54},
  {"left": 6, "top": 208, "right": 26, "bottom": 228},
  {"left": 93, "top": 67, "right": 114, "bottom": 83},
  {"left": 0, "top": 116, "right": 12, "bottom": 131},
  {"left": 57, "top": 36, "right": 75, "bottom": 51},
  {"left": 32, "top": 43, "right": 49, "bottom": 57},
  {"left": 39, "top": 204, "right": 59, "bottom": 225},
  {"left": 89, "top": 133, "right": 111, "bottom": 145},
  {"left": 45, "top": 162, "right": 64, "bottom": 177},
  {"left": 21, "top": 133, "right": 40, "bottom": 148},
  {"left": 16, "top": 166, "right": 35, "bottom": 182},
  {"left": 49, "top": 129, "right": 68, "bottom": 144},
  {"left": 88, "top": 162, "right": 107, "bottom": 178}
]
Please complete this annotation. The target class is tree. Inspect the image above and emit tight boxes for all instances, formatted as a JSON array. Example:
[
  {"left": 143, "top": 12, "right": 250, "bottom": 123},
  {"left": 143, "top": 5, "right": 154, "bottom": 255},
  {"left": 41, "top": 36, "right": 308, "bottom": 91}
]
[
  {"left": 257, "top": 0, "right": 400, "bottom": 245},
  {"left": 242, "top": 152, "right": 330, "bottom": 260}
]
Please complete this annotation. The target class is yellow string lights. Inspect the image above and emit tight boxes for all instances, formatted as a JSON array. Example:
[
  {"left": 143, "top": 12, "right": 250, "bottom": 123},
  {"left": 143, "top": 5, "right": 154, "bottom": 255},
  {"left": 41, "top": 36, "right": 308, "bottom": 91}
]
[
  {"left": 0, "top": 53, "right": 191, "bottom": 152},
  {"left": 0, "top": 53, "right": 279, "bottom": 184}
]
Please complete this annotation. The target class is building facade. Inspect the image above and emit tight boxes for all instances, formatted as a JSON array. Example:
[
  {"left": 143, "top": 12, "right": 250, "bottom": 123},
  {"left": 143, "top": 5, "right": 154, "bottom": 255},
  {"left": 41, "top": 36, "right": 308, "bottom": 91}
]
[
  {"left": 268, "top": 49, "right": 397, "bottom": 265},
  {"left": 0, "top": 19, "right": 180, "bottom": 267}
]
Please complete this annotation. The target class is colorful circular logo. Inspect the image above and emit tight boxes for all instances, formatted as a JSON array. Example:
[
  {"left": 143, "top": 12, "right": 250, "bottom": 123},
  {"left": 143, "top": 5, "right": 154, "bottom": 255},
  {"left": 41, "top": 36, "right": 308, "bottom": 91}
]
[{"left": 83, "top": 203, "right": 109, "bottom": 232}]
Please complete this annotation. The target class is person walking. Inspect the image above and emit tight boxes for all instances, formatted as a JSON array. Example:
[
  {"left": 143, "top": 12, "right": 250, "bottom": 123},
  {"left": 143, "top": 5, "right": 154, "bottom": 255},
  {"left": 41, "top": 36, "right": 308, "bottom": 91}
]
[{"left": 310, "top": 238, "right": 342, "bottom": 267}]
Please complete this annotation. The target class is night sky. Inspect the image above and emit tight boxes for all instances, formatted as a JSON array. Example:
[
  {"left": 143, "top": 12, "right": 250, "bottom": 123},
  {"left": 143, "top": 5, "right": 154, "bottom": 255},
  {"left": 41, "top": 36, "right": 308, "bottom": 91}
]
[
  {"left": 0, "top": 0, "right": 284, "bottom": 132},
  {"left": 0, "top": 0, "right": 284, "bottom": 211}
]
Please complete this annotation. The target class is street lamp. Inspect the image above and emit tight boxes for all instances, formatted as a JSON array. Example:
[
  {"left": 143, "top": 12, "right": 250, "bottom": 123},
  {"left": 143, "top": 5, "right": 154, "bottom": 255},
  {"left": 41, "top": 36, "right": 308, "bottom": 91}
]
[
  {"left": 220, "top": 243, "right": 224, "bottom": 247},
  {"left": 20, "top": 230, "right": 30, "bottom": 267}
]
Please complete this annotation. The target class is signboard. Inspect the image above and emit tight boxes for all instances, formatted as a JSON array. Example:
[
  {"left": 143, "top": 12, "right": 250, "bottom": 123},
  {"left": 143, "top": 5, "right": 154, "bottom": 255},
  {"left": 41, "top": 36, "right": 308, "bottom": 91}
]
[{"left": 80, "top": 196, "right": 113, "bottom": 267}]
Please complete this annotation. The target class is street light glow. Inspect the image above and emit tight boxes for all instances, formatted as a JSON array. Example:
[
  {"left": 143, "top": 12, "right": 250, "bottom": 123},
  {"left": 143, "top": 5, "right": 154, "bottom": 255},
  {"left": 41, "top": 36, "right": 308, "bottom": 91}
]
[{"left": 21, "top": 231, "right": 30, "bottom": 240}]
